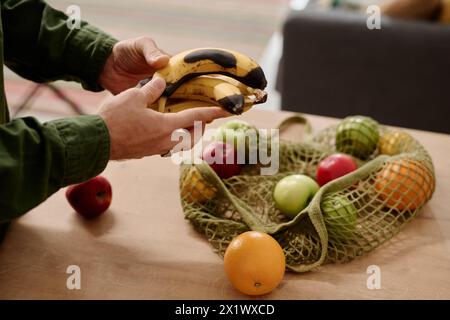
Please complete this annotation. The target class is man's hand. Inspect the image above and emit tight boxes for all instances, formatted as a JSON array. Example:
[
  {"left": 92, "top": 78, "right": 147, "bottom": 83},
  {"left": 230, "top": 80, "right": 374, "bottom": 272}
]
[
  {"left": 98, "top": 37, "right": 170, "bottom": 94},
  {"left": 98, "top": 77, "right": 229, "bottom": 160}
]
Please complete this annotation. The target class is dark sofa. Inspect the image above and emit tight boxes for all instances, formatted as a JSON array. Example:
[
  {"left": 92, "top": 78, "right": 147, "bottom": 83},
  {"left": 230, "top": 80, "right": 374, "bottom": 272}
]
[{"left": 278, "top": 6, "right": 450, "bottom": 133}]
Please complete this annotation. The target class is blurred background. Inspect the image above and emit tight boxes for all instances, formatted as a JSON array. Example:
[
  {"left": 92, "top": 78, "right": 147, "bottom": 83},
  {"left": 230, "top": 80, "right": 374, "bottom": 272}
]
[{"left": 5, "top": 0, "right": 450, "bottom": 132}]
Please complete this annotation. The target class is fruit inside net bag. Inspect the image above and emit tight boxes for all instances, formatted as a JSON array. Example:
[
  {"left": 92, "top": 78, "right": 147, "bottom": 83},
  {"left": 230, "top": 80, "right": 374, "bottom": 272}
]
[{"left": 179, "top": 116, "right": 435, "bottom": 272}]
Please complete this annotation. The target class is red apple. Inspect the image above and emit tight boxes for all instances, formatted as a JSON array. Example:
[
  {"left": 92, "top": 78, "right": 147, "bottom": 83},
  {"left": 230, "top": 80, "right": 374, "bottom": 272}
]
[
  {"left": 202, "top": 141, "right": 241, "bottom": 179},
  {"left": 66, "top": 176, "right": 112, "bottom": 219},
  {"left": 316, "top": 153, "right": 358, "bottom": 186}
]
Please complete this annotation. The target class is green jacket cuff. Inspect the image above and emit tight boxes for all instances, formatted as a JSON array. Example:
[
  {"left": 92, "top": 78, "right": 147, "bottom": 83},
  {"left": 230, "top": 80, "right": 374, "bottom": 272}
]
[
  {"left": 66, "top": 25, "right": 118, "bottom": 92},
  {"left": 48, "top": 115, "right": 110, "bottom": 185}
]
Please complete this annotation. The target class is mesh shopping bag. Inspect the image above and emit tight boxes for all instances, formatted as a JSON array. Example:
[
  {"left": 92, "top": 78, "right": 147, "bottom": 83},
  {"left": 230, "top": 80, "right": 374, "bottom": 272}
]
[{"left": 179, "top": 114, "right": 435, "bottom": 272}]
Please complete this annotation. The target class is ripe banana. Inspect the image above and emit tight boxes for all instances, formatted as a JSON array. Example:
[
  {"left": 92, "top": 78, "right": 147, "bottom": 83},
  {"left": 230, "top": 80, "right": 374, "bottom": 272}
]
[
  {"left": 153, "top": 48, "right": 267, "bottom": 98},
  {"left": 208, "top": 75, "right": 255, "bottom": 95},
  {"left": 140, "top": 47, "right": 268, "bottom": 114},
  {"left": 149, "top": 99, "right": 254, "bottom": 114},
  {"left": 147, "top": 75, "right": 267, "bottom": 114},
  {"left": 170, "top": 76, "right": 245, "bottom": 114},
  {"left": 151, "top": 100, "right": 213, "bottom": 113},
  {"left": 168, "top": 76, "right": 266, "bottom": 114}
]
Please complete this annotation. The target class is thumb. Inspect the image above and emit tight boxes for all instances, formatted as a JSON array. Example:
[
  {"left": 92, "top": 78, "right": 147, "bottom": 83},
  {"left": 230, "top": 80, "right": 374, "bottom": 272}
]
[
  {"left": 140, "top": 76, "right": 166, "bottom": 104},
  {"left": 137, "top": 37, "right": 170, "bottom": 68},
  {"left": 166, "top": 106, "right": 230, "bottom": 129}
]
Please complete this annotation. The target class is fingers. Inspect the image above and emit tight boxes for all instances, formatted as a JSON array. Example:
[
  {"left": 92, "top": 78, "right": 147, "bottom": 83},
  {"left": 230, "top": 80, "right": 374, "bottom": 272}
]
[
  {"left": 136, "top": 36, "right": 170, "bottom": 68},
  {"left": 166, "top": 107, "right": 230, "bottom": 129},
  {"left": 149, "top": 54, "right": 170, "bottom": 69},
  {"left": 140, "top": 76, "right": 166, "bottom": 104},
  {"left": 186, "top": 122, "right": 206, "bottom": 148},
  {"left": 161, "top": 120, "right": 206, "bottom": 156}
]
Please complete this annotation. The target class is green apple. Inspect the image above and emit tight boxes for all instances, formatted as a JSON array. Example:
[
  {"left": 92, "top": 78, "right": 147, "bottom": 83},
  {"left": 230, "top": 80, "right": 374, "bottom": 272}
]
[
  {"left": 273, "top": 174, "right": 320, "bottom": 218},
  {"left": 215, "top": 120, "right": 259, "bottom": 163},
  {"left": 215, "top": 120, "right": 257, "bottom": 148},
  {"left": 335, "top": 115, "right": 379, "bottom": 160},
  {"left": 321, "top": 195, "right": 358, "bottom": 241}
]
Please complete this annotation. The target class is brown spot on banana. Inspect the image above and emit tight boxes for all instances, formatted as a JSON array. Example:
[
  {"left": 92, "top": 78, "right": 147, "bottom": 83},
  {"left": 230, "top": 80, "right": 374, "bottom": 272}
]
[
  {"left": 217, "top": 94, "right": 245, "bottom": 115},
  {"left": 184, "top": 49, "right": 237, "bottom": 68}
]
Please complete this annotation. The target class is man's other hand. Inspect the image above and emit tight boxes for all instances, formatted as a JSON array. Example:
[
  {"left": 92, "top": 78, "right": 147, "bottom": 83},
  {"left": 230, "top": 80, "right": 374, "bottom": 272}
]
[
  {"left": 98, "top": 37, "right": 170, "bottom": 94},
  {"left": 98, "top": 77, "right": 229, "bottom": 160}
]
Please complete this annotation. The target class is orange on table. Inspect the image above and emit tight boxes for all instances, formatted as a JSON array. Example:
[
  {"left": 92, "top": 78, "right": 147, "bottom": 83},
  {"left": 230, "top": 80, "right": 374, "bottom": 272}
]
[
  {"left": 180, "top": 167, "right": 217, "bottom": 203},
  {"left": 224, "top": 231, "right": 285, "bottom": 296},
  {"left": 375, "top": 159, "right": 435, "bottom": 211}
]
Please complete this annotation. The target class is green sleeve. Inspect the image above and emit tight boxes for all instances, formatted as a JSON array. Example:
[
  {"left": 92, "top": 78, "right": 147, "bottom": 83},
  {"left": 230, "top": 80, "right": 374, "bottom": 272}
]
[
  {"left": 0, "top": 115, "right": 110, "bottom": 222},
  {"left": 1, "top": 0, "right": 118, "bottom": 91}
]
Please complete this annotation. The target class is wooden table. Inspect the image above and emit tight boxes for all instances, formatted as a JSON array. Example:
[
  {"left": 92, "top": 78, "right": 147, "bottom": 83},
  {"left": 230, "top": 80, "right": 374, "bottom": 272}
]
[{"left": 1, "top": 109, "right": 449, "bottom": 299}]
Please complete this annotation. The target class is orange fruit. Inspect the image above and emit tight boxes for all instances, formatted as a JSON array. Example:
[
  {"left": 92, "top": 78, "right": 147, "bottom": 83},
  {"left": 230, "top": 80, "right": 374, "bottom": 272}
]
[
  {"left": 180, "top": 167, "right": 217, "bottom": 203},
  {"left": 224, "top": 231, "right": 285, "bottom": 296},
  {"left": 375, "top": 159, "right": 434, "bottom": 211}
]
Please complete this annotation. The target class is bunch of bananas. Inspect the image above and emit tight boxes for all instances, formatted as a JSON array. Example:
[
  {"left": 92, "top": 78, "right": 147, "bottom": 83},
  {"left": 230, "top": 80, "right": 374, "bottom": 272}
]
[{"left": 141, "top": 48, "right": 268, "bottom": 115}]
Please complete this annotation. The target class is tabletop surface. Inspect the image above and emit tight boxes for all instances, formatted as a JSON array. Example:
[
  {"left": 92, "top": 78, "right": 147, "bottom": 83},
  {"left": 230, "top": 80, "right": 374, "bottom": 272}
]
[{"left": 0, "top": 109, "right": 449, "bottom": 299}]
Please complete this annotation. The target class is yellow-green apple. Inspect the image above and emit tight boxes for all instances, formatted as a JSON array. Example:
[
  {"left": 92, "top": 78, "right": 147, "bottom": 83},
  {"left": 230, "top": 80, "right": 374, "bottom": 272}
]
[
  {"left": 273, "top": 174, "right": 320, "bottom": 218},
  {"left": 66, "top": 176, "right": 112, "bottom": 219}
]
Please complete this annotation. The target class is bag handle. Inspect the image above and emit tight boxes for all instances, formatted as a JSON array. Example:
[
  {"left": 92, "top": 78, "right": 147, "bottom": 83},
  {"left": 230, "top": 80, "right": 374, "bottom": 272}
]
[{"left": 275, "top": 113, "right": 313, "bottom": 140}]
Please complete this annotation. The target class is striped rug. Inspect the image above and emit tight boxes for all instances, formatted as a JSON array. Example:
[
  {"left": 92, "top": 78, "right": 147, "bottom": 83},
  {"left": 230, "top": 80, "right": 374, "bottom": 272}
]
[{"left": 4, "top": 0, "right": 289, "bottom": 120}]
